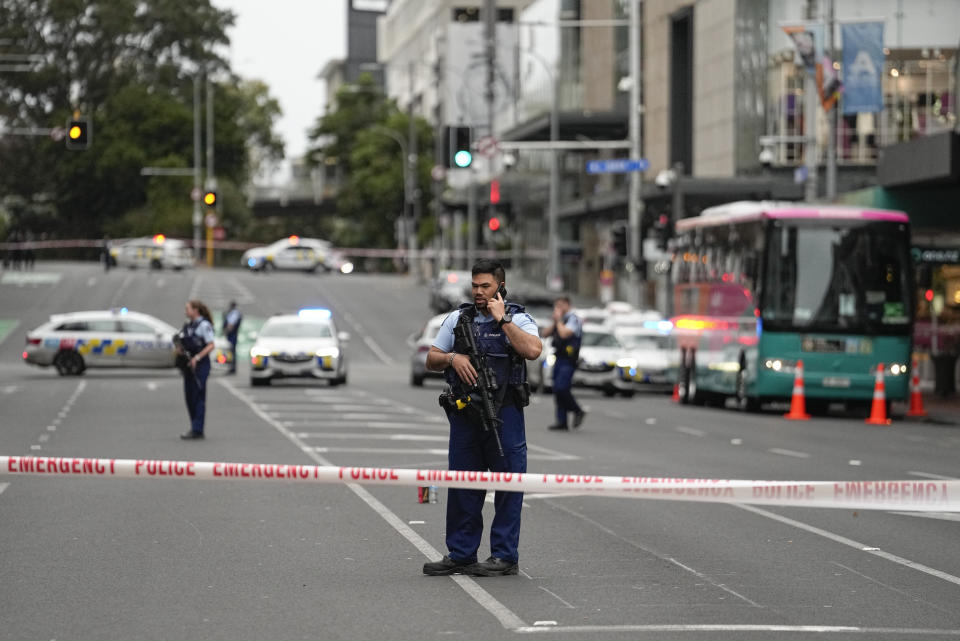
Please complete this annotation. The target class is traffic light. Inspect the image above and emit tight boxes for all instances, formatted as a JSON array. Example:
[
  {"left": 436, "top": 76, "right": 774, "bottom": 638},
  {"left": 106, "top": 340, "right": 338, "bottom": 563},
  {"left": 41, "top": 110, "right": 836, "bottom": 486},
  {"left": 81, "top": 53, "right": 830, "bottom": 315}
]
[
  {"left": 65, "top": 118, "right": 90, "bottom": 150},
  {"left": 487, "top": 216, "right": 502, "bottom": 232},
  {"left": 202, "top": 191, "right": 217, "bottom": 207},
  {"left": 612, "top": 225, "right": 627, "bottom": 256},
  {"left": 445, "top": 125, "right": 473, "bottom": 168},
  {"left": 489, "top": 179, "right": 500, "bottom": 204},
  {"left": 655, "top": 214, "right": 673, "bottom": 250}
]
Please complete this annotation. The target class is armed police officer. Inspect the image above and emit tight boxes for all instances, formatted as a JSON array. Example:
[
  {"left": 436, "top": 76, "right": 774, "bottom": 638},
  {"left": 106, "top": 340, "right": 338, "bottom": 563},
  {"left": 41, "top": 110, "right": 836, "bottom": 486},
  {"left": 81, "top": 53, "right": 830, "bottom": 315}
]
[
  {"left": 422, "top": 259, "right": 542, "bottom": 577},
  {"left": 542, "top": 295, "right": 586, "bottom": 430},
  {"left": 175, "top": 299, "right": 215, "bottom": 440},
  {"left": 222, "top": 301, "right": 242, "bottom": 375}
]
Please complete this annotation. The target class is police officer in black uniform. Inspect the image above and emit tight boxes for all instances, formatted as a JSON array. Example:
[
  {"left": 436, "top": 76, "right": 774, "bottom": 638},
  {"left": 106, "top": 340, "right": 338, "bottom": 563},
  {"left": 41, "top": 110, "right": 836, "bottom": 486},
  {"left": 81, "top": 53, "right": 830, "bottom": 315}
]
[
  {"left": 176, "top": 299, "right": 215, "bottom": 440},
  {"left": 222, "top": 301, "right": 242, "bottom": 374},
  {"left": 421, "top": 260, "right": 542, "bottom": 577}
]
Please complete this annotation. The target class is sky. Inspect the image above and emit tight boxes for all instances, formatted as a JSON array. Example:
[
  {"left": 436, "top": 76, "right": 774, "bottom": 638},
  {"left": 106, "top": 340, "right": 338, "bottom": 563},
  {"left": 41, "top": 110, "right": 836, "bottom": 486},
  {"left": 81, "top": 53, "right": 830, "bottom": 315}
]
[{"left": 211, "top": 0, "right": 347, "bottom": 184}]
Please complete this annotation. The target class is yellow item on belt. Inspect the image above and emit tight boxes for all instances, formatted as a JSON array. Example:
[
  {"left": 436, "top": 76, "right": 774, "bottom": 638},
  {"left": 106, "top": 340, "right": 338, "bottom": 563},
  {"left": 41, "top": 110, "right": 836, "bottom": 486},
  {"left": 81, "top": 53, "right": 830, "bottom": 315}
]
[{"left": 455, "top": 395, "right": 471, "bottom": 410}]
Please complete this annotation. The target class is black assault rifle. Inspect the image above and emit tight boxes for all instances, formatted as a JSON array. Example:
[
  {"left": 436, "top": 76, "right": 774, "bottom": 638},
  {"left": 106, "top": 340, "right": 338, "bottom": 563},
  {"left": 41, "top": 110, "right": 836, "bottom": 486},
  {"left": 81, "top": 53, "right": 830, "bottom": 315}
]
[{"left": 453, "top": 318, "right": 505, "bottom": 458}]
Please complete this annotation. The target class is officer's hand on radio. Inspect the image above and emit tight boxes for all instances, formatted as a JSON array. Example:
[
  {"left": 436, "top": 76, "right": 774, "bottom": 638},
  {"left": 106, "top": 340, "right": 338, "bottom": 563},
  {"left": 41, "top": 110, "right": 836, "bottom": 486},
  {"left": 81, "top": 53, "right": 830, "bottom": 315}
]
[{"left": 451, "top": 353, "right": 478, "bottom": 386}]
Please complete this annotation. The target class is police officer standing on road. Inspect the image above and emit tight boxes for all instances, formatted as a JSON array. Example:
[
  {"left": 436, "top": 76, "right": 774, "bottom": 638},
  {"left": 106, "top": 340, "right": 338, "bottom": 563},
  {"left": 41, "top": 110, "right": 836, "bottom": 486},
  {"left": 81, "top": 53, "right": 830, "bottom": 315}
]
[
  {"left": 176, "top": 299, "right": 215, "bottom": 440},
  {"left": 222, "top": 301, "right": 242, "bottom": 375},
  {"left": 422, "top": 259, "right": 542, "bottom": 577},
  {"left": 542, "top": 295, "right": 586, "bottom": 431}
]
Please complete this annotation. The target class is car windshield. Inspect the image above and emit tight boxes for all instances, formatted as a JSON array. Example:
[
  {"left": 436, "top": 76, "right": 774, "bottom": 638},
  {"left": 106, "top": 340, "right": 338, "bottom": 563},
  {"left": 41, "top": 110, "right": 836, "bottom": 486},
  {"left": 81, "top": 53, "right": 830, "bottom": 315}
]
[
  {"left": 260, "top": 322, "right": 332, "bottom": 338},
  {"left": 618, "top": 334, "right": 670, "bottom": 350},
  {"left": 582, "top": 331, "right": 620, "bottom": 348},
  {"left": 763, "top": 220, "right": 912, "bottom": 334}
]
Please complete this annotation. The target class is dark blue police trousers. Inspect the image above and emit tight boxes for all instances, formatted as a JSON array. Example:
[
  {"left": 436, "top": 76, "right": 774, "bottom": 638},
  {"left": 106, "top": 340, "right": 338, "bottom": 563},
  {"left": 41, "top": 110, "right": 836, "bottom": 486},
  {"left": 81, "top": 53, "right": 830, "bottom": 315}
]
[
  {"left": 445, "top": 404, "right": 527, "bottom": 564},
  {"left": 183, "top": 358, "right": 211, "bottom": 435},
  {"left": 552, "top": 358, "right": 582, "bottom": 426}
]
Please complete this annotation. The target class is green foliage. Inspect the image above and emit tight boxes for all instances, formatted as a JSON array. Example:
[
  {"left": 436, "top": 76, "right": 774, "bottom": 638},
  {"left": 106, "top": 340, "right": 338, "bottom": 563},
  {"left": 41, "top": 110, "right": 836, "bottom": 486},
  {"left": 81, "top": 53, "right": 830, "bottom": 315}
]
[
  {"left": 308, "top": 74, "right": 434, "bottom": 249},
  {"left": 0, "top": 0, "right": 283, "bottom": 240}
]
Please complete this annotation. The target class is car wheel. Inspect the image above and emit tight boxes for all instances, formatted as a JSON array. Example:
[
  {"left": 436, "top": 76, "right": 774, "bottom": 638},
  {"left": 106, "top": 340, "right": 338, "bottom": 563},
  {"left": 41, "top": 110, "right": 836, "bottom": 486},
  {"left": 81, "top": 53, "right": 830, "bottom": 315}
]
[
  {"left": 620, "top": 389, "right": 635, "bottom": 399},
  {"left": 602, "top": 387, "right": 617, "bottom": 397},
  {"left": 263, "top": 261, "right": 274, "bottom": 272},
  {"left": 53, "top": 350, "right": 85, "bottom": 376},
  {"left": 411, "top": 372, "right": 424, "bottom": 387},
  {"left": 150, "top": 259, "right": 162, "bottom": 270},
  {"left": 250, "top": 377, "right": 269, "bottom": 387}
]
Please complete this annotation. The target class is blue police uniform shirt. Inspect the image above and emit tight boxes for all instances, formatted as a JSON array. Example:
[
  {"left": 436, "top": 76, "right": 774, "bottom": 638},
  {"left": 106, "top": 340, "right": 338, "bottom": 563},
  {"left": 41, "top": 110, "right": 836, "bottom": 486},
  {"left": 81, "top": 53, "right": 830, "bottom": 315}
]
[
  {"left": 562, "top": 312, "right": 582, "bottom": 336},
  {"left": 433, "top": 307, "right": 539, "bottom": 353},
  {"left": 195, "top": 318, "right": 216, "bottom": 345},
  {"left": 224, "top": 308, "right": 242, "bottom": 328}
]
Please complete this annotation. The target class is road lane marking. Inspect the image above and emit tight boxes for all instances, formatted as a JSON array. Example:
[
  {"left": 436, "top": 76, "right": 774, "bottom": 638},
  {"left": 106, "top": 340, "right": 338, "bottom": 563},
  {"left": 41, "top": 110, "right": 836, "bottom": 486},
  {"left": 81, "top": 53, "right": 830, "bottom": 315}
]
[
  {"left": 293, "top": 432, "right": 448, "bottom": 442},
  {"left": 220, "top": 378, "right": 527, "bottom": 630},
  {"left": 730, "top": 438, "right": 743, "bottom": 445},
  {"left": 735, "top": 503, "right": 960, "bottom": 588},
  {"left": 283, "top": 421, "right": 448, "bottom": 431},
  {"left": 768, "top": 448, "right": 810, "bottom": 459},
  {"left": 644, "top": 418, "right": 657, "bottom": 425},
  {"left": 0, "top": 319, "right": 21, "bottom": 347},
  {"left": 333, "top": 306, "right": 394, "bottom": 366},
  {"left": 675, "top": 426, "right": 705, "bottom": 437},
  {"left": 889, "top": 511, "right": 960, "bottom": 523},
  {"left": 109, "top": 273, "right": 135, "bottom": 308},
  {"left": 538, "top": 586, "right": 576, "bottom": 609},
  {"left": 831, "top": 561, "right": 957, "bottom": 617},
  {"left": 849, "top": 460, "right": 862, "bottom": 466},
  {"left": 0, "top": 483, "right": 7, "bottom": 495},
  {"left": 513, "top": 624, "right": 960, "bottom": 634},
  {"left": 1, "top": 384, "right": 19, "bottom": 394},
  {"left": 908, "top": 471, "right": 957, "bottom": 480},
  {"left": 547, "top": 500, "right": 762, "bottom": 608}
]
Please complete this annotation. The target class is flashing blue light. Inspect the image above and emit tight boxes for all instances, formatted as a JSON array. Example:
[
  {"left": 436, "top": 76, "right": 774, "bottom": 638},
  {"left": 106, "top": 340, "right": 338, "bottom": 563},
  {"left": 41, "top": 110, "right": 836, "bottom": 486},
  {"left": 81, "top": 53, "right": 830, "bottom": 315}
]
[
  {"left": 120, "top": 307, "right": 129, "bottom": 315},
  {"left": 247, "top": 257, "right": 257, "bottom": 267},
  {"left": 298, "top": 308, "right": 331, "bottom": 320},
  {"left": 642, "top": 320, "right": 673, "bottom": 333}
]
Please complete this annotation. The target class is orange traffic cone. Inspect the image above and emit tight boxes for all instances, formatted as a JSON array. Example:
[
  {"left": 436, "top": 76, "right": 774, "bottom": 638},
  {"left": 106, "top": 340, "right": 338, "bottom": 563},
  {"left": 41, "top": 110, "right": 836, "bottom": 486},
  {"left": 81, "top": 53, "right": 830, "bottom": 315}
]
[
  {"left": 905, "top": 358, "right": 926, "bottom": 418},
  {"left": 784, "top": 360, "right": 811, "bottom": 420},
  {"left": 865, "top": 363, "right": 891, "bottom": 425},
  {"left": 671, "top": 382, "right": 680, "bottom": 402}
]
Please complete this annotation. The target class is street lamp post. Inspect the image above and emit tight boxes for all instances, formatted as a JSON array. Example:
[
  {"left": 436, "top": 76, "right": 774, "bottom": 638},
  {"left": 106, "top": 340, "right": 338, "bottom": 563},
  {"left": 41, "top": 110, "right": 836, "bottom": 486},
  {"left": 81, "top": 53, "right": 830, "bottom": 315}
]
[
  {"left": 371, "top": 125, "right": 414, "bottom": 270},
  {"left": 523, "top": 49, "right": 560, "bottom": 291}
]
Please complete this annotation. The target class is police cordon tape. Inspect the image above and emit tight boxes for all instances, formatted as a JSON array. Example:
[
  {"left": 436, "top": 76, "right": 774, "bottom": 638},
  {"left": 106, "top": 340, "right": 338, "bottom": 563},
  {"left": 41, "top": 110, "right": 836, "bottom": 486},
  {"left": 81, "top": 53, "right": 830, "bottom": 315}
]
[{"left": 2, "top": 455, "right": 958, "bottom": 512}]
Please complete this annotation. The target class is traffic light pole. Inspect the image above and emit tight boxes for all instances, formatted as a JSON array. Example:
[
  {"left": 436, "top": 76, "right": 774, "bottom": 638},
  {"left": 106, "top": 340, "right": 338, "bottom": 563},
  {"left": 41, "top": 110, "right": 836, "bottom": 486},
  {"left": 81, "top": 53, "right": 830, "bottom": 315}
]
[
  {"left": 627, "top": 0, "right": 644, "bottom": 308},
  {"left": 192, "top": 73, "right": 202, "bottom": 263}
]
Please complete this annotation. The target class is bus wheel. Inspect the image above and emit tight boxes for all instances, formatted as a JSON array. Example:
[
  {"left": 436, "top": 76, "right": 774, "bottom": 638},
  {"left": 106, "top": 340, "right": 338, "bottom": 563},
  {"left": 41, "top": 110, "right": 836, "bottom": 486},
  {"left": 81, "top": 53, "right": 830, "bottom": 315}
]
[
  {"left": 735, "top": 363, "right": 759, "bottom": 412},
  {"left": 687, "top": 359, "right": 705, "bottom": 406}
]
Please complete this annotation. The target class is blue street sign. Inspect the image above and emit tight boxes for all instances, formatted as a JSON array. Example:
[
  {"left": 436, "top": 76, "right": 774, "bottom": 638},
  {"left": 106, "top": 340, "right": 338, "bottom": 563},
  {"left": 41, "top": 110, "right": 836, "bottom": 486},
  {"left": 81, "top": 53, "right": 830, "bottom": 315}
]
[{"left": 585, "top": 158, "right": 649, "bottom": 175}]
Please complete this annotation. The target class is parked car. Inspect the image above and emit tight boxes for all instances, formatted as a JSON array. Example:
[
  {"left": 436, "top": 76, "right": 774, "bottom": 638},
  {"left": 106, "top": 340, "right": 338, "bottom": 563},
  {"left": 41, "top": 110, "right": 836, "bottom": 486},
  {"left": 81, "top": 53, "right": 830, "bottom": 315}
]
[
  {"left": 407, "top": 313, "right": 448, "bottom": 386},
  {"left": 572, "top": 324, "right": 640, "bottom": 397},
  {"left": 615, "top": 327, "right": 673, "bottom": 388},
  {"left": 249, "top": 309, "right": 349, "bottom": 386},
  {"left": 429, "top": 270, "right": 471, "bottom": 313},
  {"left": 111, "top": 236, "right": 193, "bottom": 270},
  {"left": 242, "top": 236, "right": 330, "bottom": 273},
  {"left": 22, "top": 308, "right": 179, "bottom": 375}
]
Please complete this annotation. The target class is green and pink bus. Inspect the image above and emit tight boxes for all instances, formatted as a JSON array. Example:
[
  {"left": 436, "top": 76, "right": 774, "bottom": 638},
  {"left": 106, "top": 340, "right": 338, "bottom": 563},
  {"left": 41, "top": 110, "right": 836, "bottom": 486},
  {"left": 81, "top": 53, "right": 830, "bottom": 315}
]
[{"left": 670, "top": 201, "right": 913, "bottom": 412}]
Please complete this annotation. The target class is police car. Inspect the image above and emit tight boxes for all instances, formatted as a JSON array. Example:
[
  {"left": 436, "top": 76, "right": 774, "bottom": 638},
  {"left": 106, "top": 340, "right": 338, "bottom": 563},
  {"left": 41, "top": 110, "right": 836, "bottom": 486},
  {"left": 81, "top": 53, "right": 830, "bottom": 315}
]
[
  {"left": 249, "top": 309, "right": 349, "bottom": 386},
  {"left": 22, "top": 309, "right": 179, "bottom": 376},
  {"left": 111, "top": 235, "right": 194, "bottom": 270},
  {"left": 242, "top": 236, "right": 331, "bottom": 273}
]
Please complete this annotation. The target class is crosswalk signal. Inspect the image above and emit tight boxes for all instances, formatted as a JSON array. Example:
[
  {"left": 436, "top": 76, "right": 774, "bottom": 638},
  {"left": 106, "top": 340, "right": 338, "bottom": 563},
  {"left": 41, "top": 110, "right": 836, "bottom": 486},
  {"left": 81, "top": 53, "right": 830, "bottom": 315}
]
[
  {"left": 202, "top": 191, "right": 217, "bottom": 207},
  {"left": 445, "top": 125, "right": 473, "bottom": 168},
  {"left": 65, "top": 118, "right": 90, "bottom": 150},
  {"left": 612, "top": 225, "right": 628, "bottom": 256}
]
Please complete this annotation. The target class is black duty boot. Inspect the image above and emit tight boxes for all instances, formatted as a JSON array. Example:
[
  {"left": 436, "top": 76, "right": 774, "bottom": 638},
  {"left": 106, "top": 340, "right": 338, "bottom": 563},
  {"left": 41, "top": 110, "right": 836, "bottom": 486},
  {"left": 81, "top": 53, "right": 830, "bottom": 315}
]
[
  {"left": 469, "top": 556, "right": 519, "bottom": 577},
  {"left": 547, "top": 423, "right": 569, "bottom": 431},
  {"left": 422, "top": 555, "right": 477, "bottom": 576},
  {"left": 573, "top": 410, "right": 586, "bottom": 429}
]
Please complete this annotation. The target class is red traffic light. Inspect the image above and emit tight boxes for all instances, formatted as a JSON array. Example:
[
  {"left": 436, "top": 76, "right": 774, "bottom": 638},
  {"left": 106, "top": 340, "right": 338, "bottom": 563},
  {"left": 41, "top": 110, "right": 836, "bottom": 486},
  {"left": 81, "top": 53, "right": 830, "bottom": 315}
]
[
  {"left": 487, "top": 217, "right": 501, "bottom": 232},
  {"left": 490, "top": 179, "right": 501, "bottom": 205},
  {"left": 925, "top": 289, "right": 935, "bottom": 302}
]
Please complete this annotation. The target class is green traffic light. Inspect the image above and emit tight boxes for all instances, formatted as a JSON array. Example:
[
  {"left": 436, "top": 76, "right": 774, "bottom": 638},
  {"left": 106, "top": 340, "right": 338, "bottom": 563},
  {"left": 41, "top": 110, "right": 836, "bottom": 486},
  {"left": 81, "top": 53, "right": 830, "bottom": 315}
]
[{"left": 454, "top": 150, "right": 473, "bottom": 168}]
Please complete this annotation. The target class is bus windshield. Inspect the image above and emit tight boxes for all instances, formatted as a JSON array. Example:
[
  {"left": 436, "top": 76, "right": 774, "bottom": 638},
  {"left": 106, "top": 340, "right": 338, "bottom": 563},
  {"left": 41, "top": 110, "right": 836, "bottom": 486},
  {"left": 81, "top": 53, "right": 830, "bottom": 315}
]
[{"left": 763, "top": 220, "right": 912, "bottom": 334}]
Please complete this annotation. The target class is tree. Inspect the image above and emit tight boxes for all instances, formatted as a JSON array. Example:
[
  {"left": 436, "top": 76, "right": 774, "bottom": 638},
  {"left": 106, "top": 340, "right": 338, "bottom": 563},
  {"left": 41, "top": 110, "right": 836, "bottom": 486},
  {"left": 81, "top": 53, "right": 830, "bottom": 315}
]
[
  {"left": 0, "top": 0, "right": 283, "bottom": 239},
  {"left": 307, "top": 74, "right": 434, "bottom": 249}
]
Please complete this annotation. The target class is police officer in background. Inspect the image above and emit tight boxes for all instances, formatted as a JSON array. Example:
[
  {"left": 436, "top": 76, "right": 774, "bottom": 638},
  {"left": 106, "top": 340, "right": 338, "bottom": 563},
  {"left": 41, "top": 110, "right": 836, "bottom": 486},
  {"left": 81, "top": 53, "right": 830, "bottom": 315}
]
[
  {"left": 221, "top": 301, "right": 242, "bottom": 375},
  {"left": 176, "top": 299, "right": 215, "bottom": 440},
  {"left": 422, "top": 259, "right": 542, "bottom": 577},
  {"left": 542, "top": 295, "right": 586, "bottom": 430}
]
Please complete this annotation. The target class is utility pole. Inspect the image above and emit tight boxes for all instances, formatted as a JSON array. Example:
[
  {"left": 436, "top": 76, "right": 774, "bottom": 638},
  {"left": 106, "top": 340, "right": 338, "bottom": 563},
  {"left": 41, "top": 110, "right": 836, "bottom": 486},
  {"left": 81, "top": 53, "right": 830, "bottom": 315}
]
[
  {"left": 192, "top": 74, "right": 202, "bottom": 262},
  {"left": 825, "top": 0, "right": 838, "bottom": 199},
  {"left": 804, "top": 0, "right": 819, "bottom": 202},
  {"left": 433, "top": 46, "right": 446, "bottom": 272},
  {"left": 407, "top": 62, "right": 422, "bottom": 282},
  {"left": 205, "top": 74, "right": 216, "bottom": 267},
  {"left": 627, "top": 0, "right": 644, "bottom": 307},
  {"left": 484, "top": 0, "right": 496, "bottom": 260}
]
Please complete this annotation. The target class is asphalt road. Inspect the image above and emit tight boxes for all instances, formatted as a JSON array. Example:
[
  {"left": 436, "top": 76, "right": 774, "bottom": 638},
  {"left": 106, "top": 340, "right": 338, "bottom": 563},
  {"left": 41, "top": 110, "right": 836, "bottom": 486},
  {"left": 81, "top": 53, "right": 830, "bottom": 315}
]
[{"left": 1, "top": 262, "right": 959, "bottom": 640}]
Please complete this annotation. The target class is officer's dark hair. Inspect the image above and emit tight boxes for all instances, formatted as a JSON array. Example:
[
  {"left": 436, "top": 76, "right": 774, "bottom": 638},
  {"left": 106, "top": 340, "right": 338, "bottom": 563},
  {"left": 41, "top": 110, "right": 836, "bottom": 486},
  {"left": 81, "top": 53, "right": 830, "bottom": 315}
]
[
  {"left": 188, "top": 299, "right": 213, "bottom": 324},
  {"left": 471, "top": 259, "right": 505, "bottom": 284},
  {"left": 554, "top": 295, "right": 571, "bottom": 305}
]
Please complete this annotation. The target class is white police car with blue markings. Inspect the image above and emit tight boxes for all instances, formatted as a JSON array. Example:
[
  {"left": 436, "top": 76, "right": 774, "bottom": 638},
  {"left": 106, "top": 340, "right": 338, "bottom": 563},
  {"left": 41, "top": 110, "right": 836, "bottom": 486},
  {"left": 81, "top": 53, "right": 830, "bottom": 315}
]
[
  {"left": 23, "top": 309, "right": 179, "bottom": 376},
  {"left": 249, "top": 309, "right": 350, "bottom": 386}
]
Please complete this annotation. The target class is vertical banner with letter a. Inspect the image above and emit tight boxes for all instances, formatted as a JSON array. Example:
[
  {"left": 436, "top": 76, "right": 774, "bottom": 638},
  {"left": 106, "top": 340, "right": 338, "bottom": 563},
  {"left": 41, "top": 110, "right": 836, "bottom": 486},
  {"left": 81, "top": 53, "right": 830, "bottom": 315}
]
[{"left": 842, "top": 21, "right": 885, "bottom": 115}]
